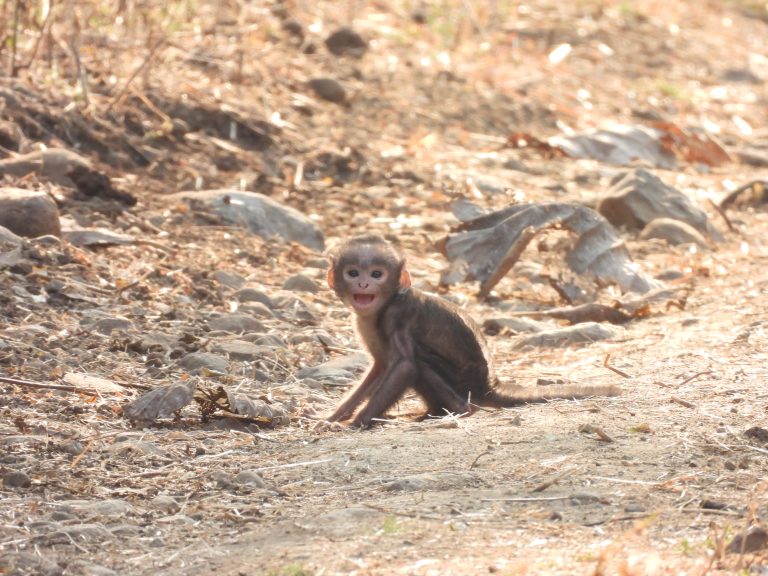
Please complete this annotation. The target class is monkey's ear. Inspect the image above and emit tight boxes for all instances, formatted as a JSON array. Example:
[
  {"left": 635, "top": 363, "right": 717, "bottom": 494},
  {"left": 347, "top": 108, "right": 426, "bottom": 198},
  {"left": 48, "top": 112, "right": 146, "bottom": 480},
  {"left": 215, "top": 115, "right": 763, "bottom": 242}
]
[
  {"left": 326, "top": 266, "right": 336, "bottom": 289},
  {"left": 399, "top": 267, "right": 412, "bottom": 289}
]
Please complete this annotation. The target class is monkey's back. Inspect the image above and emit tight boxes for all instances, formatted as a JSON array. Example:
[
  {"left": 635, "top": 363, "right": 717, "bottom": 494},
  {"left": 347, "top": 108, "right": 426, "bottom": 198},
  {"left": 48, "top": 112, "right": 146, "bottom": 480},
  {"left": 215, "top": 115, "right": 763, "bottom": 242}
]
[{"left": 379, "top": 288, "right": 497, "bottom": 400}]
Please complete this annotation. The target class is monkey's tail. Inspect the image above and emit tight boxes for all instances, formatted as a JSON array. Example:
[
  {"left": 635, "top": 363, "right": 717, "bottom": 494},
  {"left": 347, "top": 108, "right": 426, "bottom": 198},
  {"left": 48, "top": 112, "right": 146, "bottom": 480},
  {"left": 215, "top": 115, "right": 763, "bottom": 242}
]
[{"left": 479, "top": 384, "right": 621, "bottom": 407}]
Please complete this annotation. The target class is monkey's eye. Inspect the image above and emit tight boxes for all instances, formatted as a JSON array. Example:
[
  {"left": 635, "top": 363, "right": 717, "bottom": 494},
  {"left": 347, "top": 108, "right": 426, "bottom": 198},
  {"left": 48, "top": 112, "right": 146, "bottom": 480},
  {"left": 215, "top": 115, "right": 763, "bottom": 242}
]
[
  {"left": 371, "top": 270, "right": 384, "bottom": 279},
  {"left": 347, "top": 269, "right": 360, "bottom": 278}
]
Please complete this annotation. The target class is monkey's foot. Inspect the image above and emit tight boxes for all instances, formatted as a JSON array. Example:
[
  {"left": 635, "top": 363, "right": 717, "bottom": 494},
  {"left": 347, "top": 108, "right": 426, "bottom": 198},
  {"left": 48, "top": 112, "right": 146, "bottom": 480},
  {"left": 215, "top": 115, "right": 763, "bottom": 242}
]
[{"left": 312, "top": 419, "right": 346, "bottom": 432}]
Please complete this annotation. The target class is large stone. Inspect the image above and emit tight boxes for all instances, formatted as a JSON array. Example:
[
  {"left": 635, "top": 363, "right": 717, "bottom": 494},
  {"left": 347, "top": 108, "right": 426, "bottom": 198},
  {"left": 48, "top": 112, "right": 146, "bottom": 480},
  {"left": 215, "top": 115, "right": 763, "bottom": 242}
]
[
  {"left": 167, "top": 189, "right": 324, "bottom": 251},
  {"left": 178, "top": 351, "right": 229, "bottom": 374},
  {"left": 325, "top": 27, "right": 368, "bottom": 57},
  {"left": 0, "top": 148, "right": 91, "bottom": 187},
  {"left": 0, "top": 188, "right": 61, "bottom": 237},
  {"left": 0, "top": 225, "right": 22, "bottom": 244},
  {"left": 513, "top": 322, "right": 618, "bottom": 349},
  {"left": 597, "top": 169, "right": 721, "bottom": 240},
  {"left": 296, "top": 352, "right": 368, "bottom": 381},
  {"left": 308, "top": 77, "right": 347, "bottom": 104},
  {"left": 639, "top": 217, "right": 709, "bottom": 247},
  {"left": 207, "top": 313, "right": 266, "bottom": 334}
]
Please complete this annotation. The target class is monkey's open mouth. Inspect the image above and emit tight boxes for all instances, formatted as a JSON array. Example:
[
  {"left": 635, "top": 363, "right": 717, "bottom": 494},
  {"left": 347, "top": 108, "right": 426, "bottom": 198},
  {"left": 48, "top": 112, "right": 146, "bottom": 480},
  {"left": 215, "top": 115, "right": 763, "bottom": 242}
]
[{"left": 352, "top": 294, "right": 376, "bottom": 307}]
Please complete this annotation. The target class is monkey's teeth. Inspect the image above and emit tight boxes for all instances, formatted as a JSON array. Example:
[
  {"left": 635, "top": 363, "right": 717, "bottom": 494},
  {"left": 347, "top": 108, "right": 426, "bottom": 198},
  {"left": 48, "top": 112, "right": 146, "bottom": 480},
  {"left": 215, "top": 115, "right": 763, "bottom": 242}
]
[{"left": 353, "top": 294, "right": 375, "bottom": 306}]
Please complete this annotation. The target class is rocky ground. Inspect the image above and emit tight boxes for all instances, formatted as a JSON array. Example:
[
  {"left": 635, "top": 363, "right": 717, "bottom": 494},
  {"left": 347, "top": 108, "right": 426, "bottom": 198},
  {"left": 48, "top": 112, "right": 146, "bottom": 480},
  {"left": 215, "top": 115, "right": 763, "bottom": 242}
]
[{"left": 1, "top": 1, "right": 768, "bottom": 575}]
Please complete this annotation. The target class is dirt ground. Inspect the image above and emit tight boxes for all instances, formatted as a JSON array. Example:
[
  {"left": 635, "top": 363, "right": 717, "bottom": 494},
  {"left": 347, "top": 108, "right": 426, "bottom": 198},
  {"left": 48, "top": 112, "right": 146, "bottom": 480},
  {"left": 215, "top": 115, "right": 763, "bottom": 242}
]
[{"left": 2, "top": 1, "right": 768, "bottom": 575}]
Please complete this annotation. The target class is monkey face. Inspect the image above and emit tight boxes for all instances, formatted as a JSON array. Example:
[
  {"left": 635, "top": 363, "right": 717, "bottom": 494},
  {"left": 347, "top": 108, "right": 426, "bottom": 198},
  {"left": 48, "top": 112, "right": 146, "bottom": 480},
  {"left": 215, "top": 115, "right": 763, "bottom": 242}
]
[
  {"left": 340, "top": 264, "right": 392, "bottom": 317},
  {"left": 326, "top": 236, "right": 411, "bottom": 319}
]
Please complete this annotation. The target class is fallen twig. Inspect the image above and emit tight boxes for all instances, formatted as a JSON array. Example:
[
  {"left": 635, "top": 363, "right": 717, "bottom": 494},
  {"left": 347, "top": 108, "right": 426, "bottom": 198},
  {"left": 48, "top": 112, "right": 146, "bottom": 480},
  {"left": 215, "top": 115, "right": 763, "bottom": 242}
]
[
  {"left": 670, "top": 395, "right": 696, "bottom": 409},
  {"left": 107, "top": 38, "right": 165, "bottom": 111},
  {"left": 678, "top": 370, "right": 712, "bottom": 387},
  {"left": 708, "top": 198, "right": 736, "bottom": 233},
  {"left": 363, "top": 502, "right": 444, "bottom": 521},
  {"left": 1, "top": 375, "right": 99, "bottom": 395},
  {"left": 578, "top": 423, "right": 614, "bottom": 442},
  {"left": 603, "top": 354, "right": 632, "bottom": 378}
]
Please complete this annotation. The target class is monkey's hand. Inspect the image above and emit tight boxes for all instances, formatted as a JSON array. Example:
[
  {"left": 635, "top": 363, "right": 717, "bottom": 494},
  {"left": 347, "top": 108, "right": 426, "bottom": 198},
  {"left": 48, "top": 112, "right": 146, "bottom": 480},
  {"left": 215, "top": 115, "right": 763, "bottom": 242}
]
[{"left": 312, "top": 419, "right": 347, "bottom": 432}]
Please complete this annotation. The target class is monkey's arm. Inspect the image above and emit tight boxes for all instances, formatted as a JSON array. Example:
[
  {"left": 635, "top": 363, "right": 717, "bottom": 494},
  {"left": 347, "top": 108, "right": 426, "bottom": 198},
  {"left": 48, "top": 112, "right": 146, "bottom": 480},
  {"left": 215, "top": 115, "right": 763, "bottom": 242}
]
[
  {"left": 351, "top": 358, "right": 416, "bottom": 428},
  {"left": 327, "top": 363, "right": 383, "bottom": 422}
]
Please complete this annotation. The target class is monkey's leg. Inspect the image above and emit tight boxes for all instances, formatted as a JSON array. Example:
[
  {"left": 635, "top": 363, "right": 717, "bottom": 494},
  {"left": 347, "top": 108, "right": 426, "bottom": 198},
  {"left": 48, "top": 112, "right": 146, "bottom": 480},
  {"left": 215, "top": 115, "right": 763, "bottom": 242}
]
[
  {"left": 352, "top": 360, "right": 415, "bottom": 428},
  {"left": 327, "top": 364, "right": 383, "bottom": 422},
  {"left": 414, "top": 363, "right": 471, "bottom": 417}
]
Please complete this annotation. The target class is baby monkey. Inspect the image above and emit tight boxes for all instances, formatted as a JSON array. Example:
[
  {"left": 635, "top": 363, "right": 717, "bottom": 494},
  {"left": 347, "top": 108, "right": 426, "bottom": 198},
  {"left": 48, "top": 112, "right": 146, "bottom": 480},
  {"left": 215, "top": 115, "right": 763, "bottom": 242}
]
[{"left": 326, "top": 235, "right": 619, "bottom": 428}]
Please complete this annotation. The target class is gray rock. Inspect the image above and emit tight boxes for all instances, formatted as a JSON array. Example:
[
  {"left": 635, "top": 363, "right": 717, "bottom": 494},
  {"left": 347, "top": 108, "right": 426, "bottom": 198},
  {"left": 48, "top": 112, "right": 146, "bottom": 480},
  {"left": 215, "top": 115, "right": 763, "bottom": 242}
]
[
  {"left": 94, "top": 316, "right": 134, "bottom": 335},
  {"left": 639, "top": 217, "right": 709, "bottom": 247},
  {"left": 0, "top": 148, "right": 91, "bottom": 187},
  {"left": 167, "top": 189, "right": 324, "bottom": 250},
  {"left": 59, "top": 439, "right": 85, "bottom": 455},
  {"left": 271, "top": 294, "right": 317, "bottom": 324},
  {"left": 308, "top": 77, "right": 347, "bottom": 103},
  {"left": 208, "top": 313, "right": 266, "bottom": 334},
  {"left": 234, "top": 287, "right": 275, "bottom": 308},
  {"left": 234, "top": 470, "right": 267, "bottom": 488},
  {"left": 108, "top": 440, "right": 169, "bottom": 459},
  {"left": 0, "top": 224, "right": 22, "bottom": 244},
  {"left": 64, "top": 560, "right": 118, "bottom": 576},
  {"left": 283, "top": 273, "right": 320, "bottom": 293},
  {"left": 212, "top": 340, "right": 265, "bottom": 361},
  {"left": 239, "top": 302, "right": 275, "bottom": 318},
  {"left": 296, "top": 352, "right": 368, "bottom": 380},
  {"left": 213, "top": 270, "right": 246, "bottom": 289},
  {"left": 735, "top": 148, "right": 768, "bottom": 168},
  {"left": 0, "top": 552, "right": 62, "bottom": 576},
  {"left": 325, "top": 27, "right": 368, "bottom": 57},
  {"left": 250, "top": 334, "right": 286, "bottom": 348},
  {"left": 87, "top": 499, "right": 132, "bottom": 517},
  {"left": 122, "top": 381, "right": 197, "bottom": 423},
  {"left": 3, "top": 470, "right": 31, "bottom": 488},
  {"left": 178, "top": 351, "right": 229, "bottom": 374},
  {"left": 128, "top": 331, "right": 178, "bottom": 352},
  {"left": 57, "top": 523, "right": 113, "bottom": 543},
  {"left": 64, "top": 228, "right": 135, "bottom": 247},
  {"left": 513, "top": 322, "right": 618, "bottom": 349},
  {"left": 598, "top": 169, "right": 721, "bottom": 240},
  {"left": 384, "top": 471, "right": 480, "bottom": 492},
  {"left": 483, "top": 317, "right": 547, "bottom": 335},
  {"left": 211, "top": 470, "right": 235, "bottom": 489},
  {"left": 720, "top": 67, "right": 761, "bottom": 84},
  {"left": 727, "top": 525, "right": 768, "bottom": 554},
  {"left": 0, "top": 188, "right": 61, "bottom": 237},
  {"left": 150, "top": 495, "right": 181, "bottom": 514}
]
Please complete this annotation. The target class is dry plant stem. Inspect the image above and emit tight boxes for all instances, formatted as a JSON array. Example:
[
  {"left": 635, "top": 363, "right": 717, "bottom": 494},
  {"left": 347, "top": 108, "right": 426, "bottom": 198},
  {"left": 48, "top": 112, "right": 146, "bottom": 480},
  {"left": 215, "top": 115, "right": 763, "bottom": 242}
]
[
  {"left": 1, "top": 374, "right": 99, "bottom": 395},
  {"left": 482, "top": 495, "right": 585, "bottom": 503},
  {"left": 583, "top": 513, "right": 652, "bottom": 527},
  {"left": 531, "top": 470, "right": 571, "bottom": 493},
  {"left": 7, "top": 0, "right": 21, "bottom": 76},
  {"left": 67, "top": 16, "right": 89, "bottom": 107},
  {"left": 478, "top": 226, "right": 537, "bottom": 298},
  {"left": 603, "top": 353, "right": 632, "bottom": 378},
  {"left": 130, "top": 87, "right": 172, "bottom": 124},
  {"left": 23, "top": 0, "right": 56, "bottom": 72},
  {"left": 363, "top": 503, "right": 443, "bottom": 521},
  {"left": 670, "top": 395, "right": 695, "bottom": 409},
  {"left": 720, "top": 179, "right": 768, "bottom": 208},
  {"left": 106, "top": 39, "right": 165, "bottom": 112},
  {"left": 678, "top": 370, "right": 712, "bottom": 386},
  {"left": 469, "top": 448, "right": 493, "bottom": 470},
  {"left": 578, "top": 423, "right": 614, "bottom": 442},
  {"left": 461, "top": 0, "right": 487, "bottom": 37},
  {"left": 708, "top": 198, "right": 736, "bottom": 233}
]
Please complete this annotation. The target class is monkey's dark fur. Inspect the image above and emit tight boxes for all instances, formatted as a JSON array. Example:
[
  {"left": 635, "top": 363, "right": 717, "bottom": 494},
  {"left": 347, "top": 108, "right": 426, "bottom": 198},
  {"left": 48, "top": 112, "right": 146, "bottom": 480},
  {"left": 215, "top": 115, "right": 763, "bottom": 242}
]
[{"left": 326, "top": 235, "right": 619, "bottom": 427}]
